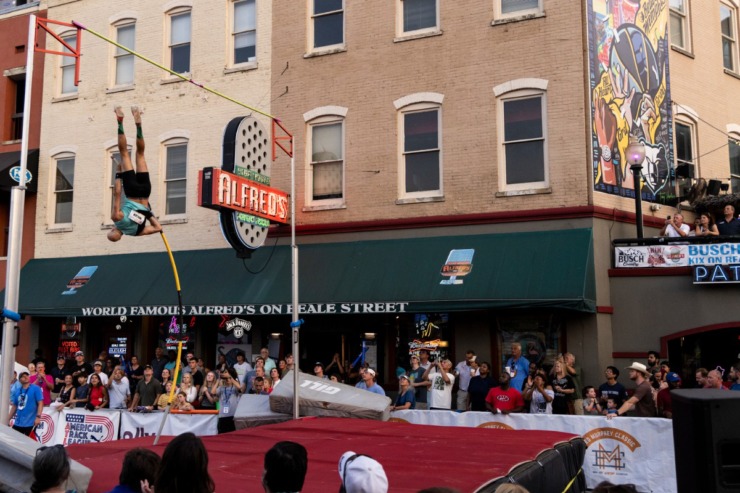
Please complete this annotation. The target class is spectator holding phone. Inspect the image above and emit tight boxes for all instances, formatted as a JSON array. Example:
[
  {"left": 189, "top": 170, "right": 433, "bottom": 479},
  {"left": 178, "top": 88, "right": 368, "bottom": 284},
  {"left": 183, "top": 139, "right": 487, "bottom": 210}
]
[{"left": 661, "top": 213, "right": 690, "bottom": 237}]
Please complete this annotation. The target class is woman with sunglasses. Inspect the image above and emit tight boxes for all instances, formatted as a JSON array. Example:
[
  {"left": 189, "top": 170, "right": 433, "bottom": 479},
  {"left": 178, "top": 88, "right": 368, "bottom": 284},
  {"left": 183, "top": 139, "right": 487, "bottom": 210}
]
[{"left": 217, "top": 368, "right": 241, "bottom": 433}]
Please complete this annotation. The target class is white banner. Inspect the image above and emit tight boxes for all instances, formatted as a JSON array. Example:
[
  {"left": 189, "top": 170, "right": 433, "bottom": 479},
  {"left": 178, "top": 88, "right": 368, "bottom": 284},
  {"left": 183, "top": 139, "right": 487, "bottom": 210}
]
[
  {"left": 390, "top": 410, "right": 676, "bottom": 493},
  {"left": 54, "top": 408, "right": 121, "bottom": 446},
  {"left": 614, "top": 245, "right": 688, "bottom": 267},
  {"left": 614, "top": 242, "right": 740, "bottom": 268},
  {"left": 119, "top": 411, "right": 218, "bottom": 439},
  {"left": 34, "top": 407, "right": 63, "bottom": 445}
]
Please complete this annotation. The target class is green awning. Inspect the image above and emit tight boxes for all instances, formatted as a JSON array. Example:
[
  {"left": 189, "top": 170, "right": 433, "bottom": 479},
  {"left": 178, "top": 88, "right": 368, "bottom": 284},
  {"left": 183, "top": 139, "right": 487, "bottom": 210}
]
[{"left": 14, "top": 228, "right": 595, "bottom": 317}]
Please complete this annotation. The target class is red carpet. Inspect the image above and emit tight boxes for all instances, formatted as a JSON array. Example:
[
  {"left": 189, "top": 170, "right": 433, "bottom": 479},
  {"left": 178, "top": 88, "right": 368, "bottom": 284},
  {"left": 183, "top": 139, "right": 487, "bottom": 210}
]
[{"left": 67, "top": 417, "right": 577, "bottom": 492}]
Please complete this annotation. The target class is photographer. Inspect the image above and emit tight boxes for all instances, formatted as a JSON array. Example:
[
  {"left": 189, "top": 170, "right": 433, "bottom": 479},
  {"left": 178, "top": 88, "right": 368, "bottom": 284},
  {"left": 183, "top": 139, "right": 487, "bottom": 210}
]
[
  {"left": 218, "top": 368, "right": 241, "bottom": 433},
  {"left": 660, "top": 213, "right": 690, "bottom": 237}
]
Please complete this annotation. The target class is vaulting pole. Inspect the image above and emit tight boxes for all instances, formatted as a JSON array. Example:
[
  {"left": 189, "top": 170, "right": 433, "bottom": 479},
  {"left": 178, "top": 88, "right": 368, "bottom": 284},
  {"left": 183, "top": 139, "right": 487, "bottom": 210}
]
[
  {"left": 154, "top": 232, "right": 185, "bottom": 445},
  {"left": 72, "top": 21, "right": 275, "bottom": 120}
]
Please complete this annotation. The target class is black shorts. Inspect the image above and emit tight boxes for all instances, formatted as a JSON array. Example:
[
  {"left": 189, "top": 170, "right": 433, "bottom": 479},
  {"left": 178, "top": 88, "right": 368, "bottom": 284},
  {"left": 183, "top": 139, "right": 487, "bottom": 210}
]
[
  {"left": 12, "top": 425, "right": 33, "bottom": 436},
  {"left": 120, "top": 170, "right": 151, "bottom": 199}
]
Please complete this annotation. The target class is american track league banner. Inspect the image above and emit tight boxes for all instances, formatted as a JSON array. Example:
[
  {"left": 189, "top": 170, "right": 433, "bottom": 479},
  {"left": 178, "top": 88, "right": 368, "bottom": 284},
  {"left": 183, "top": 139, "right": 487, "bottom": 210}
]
[
  {"left": 54, "top": 409, "right": 120, "bottom": 445},
  {"left": 588, "top": 0, "right": 673, "bottom": 202},
  {"left": 390, "top": 410, "right": 676, "bottom": 493},
  {"left": 119, "top": 411, "right": 217, "bottom": 439}
]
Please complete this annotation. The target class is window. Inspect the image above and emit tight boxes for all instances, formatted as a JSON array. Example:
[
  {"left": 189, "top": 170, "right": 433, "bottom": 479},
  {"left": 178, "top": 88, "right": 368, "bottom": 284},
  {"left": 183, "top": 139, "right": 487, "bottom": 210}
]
[
  {"left": 400, "top": 105, "right": 442, "bottom": 197},
  {"left": 308, "top": 120, "right": 344, "bottom": 204},
  {"left": 10, "top": 76, "right": 24, "bottom": 141},
  {"left": 401, "top": 0, "right": 438, "bottom": 34},
  {"left": 495, "top": 84, "right": 549, "bottom": 192},
  {"left": 60, "top": 33, "right": 78, "bottom": 94},
  {"left": 674, "top": 120, "right": 697, "bottom": 198},
  {"left": 54, "top": 155, "right": 75, "bottom": 224},
  {"left": 114, "top": 23, "right": 135, "bottom": 86},
  {"left": 674, "top": 121, "right": 695, "bottom": 172},
  {"left": 495, "top": 0, "right": 542, "bottom": 20},
  {"left": 233, "top": 0, "right": 256, "bottom": 64},
  {"left": 721, "top": 2, "right": 738, "bottom": 71},
  {"left": 730, "top": 136, "right": 740, "bottom": 193},
  {"left": 169, "top": 11, "right": 191, "bottom": 73},
  {"left": 669, "top": 0, "right": 690, "bottom": 50},
  {"left": 164, "top": 141, "right": 187, "bottom": 215},
  {"left": 311, "top": 0, "right": 343, "bottom": 50}
]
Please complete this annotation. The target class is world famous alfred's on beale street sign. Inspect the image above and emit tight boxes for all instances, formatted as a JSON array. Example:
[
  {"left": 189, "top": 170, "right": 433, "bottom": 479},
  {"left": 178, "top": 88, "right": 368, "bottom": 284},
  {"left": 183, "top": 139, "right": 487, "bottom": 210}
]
[{"left": 198, "top": 116, "right": 289, "bottom": 257}]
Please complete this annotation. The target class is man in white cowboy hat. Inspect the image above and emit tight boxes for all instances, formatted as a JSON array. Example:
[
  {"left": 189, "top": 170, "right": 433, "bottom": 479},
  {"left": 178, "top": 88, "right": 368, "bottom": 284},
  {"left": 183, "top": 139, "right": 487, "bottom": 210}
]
[{"left": 608, "top": 362, "right": 656, "bottom": 418}]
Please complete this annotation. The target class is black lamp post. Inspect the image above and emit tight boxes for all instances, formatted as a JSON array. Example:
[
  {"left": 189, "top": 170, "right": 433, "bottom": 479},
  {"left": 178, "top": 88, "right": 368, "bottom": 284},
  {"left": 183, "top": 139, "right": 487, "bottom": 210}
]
[{"left": 626, "top": 135, "right": 646, "bottom": 238}]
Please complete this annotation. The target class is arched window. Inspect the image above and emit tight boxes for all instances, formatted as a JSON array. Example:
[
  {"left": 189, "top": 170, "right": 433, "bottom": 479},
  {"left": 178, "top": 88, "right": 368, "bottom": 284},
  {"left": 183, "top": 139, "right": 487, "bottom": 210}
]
[
  {"left": 494, "top": 79, "right": 549, "bottom": 193},
  {"left": 394, "top": 93, "right": 444, "bottom": 201},
  {"left": 304, "top": 106, "right": 348, "bottom": 209}
]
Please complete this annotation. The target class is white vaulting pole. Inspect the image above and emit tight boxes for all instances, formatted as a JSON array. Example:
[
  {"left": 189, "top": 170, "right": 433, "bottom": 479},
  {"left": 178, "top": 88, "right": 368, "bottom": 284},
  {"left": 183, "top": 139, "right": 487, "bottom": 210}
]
[{"left": 0, "top": 14, "right": 35, "bottom": 425}]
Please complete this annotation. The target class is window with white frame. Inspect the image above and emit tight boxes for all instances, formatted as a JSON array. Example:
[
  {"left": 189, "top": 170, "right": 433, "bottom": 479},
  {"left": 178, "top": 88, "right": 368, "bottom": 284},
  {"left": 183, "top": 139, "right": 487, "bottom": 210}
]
[
  {"left": 674, "top": 121, "right": 696, "bottom": 175},
  {"left": 721, "top": 2, "right": 738, "bottom": 71},
  {"left": 669, "top": 0, "right": 690, "bottom": 50},
  {"left": 9, "top": 75, "right": 24, "bottom": 140},
  {"left": 169, "top": 10, "right": 191, "bottom": 73},
  {"left": 60, "top": 33, "right": 77, "bottom": 95},
  {"left": 674, "top": 119, "right": 697, "bottom": 197},
  {"left": 54, "top": 154, "right": 75, "bottom": 224},
  {"left": 498, "top": 90, "right": 548, "bottom": 191},
  {"left": 308, "top": 118, "right": 344, "bottom": 204},
  {"left": 164, "top": 140, "right": 187, "bottom": 215},
  {"left": 233, "top": 0, "right": 256, "bottom": 64},
  {"left": 114, "top": 22, "right": 135, "bottom": 86},
  {"left": 730, "top": 135, "right": 740, "bottom": 193},
  {"left": 400, "top": 104, "right": 442, "bottom": 197},
  {"left": 496, "top": 0, "right": 542, "bottom": 20},
  {"left": 400, "top": 0, "right": 438, "bottom": 34},
  {"left": 311, "top": 0, "right": 344, "bottom": 50}
]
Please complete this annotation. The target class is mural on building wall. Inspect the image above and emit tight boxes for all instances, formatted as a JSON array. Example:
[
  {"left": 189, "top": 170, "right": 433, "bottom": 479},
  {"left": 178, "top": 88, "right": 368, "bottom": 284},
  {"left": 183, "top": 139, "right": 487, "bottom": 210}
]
[{"left": 589, "top": 0, "right": 674, "bottom": 202}]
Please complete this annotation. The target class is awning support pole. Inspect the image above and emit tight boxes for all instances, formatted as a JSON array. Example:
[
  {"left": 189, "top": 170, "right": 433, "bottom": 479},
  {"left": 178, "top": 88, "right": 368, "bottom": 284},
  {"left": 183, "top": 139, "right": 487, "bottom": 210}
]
[{"left": 0, "top": 15, "right": 36, "bottom": 426}]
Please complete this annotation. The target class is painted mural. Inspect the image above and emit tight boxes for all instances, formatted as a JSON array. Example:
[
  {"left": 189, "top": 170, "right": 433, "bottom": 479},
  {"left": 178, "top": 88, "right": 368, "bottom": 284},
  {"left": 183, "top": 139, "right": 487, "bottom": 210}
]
[{"left": 589, "top": 0, "right": 673, "bottom": 201}]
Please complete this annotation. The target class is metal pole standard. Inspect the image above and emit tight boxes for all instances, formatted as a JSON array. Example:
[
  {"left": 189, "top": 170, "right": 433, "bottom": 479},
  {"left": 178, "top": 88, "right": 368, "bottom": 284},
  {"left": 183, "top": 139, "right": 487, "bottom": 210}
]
[
  {"left": 290, "top": 152, "right": 300, "bottom": 420},
  {"left": 632, "top": 164, "right": 644, "bottom": 239},
  {"left": 0, "top": 14, "right": 35, "bottom": 425}
]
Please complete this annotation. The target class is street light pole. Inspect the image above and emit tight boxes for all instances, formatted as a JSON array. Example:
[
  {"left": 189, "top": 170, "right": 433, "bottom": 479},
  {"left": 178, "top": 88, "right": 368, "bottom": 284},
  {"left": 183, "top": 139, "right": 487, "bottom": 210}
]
[{"left": 626, "top": 135, "right": 646, "bottom": 239}]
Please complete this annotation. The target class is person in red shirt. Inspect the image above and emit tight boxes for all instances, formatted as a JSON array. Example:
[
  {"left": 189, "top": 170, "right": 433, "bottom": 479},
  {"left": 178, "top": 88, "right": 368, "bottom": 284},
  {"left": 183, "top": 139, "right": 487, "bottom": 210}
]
[
  {"left": 657, "top": 372, "right": 681, "bottom": 418},
  {"left": 485, "top": 371, "right": 525, "bottom": 414}
]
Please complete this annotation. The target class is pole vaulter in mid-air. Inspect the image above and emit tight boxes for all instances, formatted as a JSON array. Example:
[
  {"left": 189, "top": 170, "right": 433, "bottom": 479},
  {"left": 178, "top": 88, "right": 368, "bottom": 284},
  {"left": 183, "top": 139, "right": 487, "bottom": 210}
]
[{"left": 108, "top": 105, "right": 162, "bottom": 241}]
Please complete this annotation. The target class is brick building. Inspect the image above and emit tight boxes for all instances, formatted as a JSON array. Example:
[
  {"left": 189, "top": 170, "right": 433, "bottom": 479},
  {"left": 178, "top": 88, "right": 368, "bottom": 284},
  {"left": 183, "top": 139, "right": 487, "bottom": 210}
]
[{"left": 7, "top": 0, "right": 740, "bottom": 392}]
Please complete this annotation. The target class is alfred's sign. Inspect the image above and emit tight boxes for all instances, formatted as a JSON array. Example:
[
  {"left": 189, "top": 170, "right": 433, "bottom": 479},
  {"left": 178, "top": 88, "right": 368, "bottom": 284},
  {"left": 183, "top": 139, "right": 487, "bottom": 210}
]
[
  {"left": 198, "top": 168, "right": 288, "bottom": 224},
  {"left": 198, "top": 116, "right": 288, "bottom": 257}
]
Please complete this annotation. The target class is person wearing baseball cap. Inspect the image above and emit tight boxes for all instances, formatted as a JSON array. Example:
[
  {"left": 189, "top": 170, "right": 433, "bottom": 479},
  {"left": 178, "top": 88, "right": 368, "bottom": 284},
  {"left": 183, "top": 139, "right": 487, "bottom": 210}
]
[
  {"left": 338, "top": 451, "right": 388, "bottom": 493},
  {"left": 354, "top": 368, "right": 385, "bottom": 396},
  {"left": 391, "top": 374, "right": 415, "bottom": 411},
  {"left": 87, "top": 360, "right": 109, "bottom": 386},
  {"left": 657, "top": 372, "right": 681, "bottom": 418},
  {"left": 408, "top": 355, "right": 428, "bottom": 410},
  {"left": 71, "top": 351, "right": 93, "bottom": 387},
  {"left": 607, "top": 362, "right": 656, "bottom": 418},
  {"left": 313, "top": 361, "right": 327, "bottom": 379}
]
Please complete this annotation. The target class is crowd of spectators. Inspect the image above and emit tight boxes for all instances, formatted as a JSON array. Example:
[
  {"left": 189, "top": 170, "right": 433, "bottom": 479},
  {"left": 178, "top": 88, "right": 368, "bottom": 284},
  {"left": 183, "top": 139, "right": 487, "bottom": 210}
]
[
  {"left": 9, "top": 341, "right": 740, "bottom": 436},
  {"left": 389, "top": 344, "right": 740, "bottom": 419},
  {"left": 660, "top": 206, "right": 740, "bottom": 238}
]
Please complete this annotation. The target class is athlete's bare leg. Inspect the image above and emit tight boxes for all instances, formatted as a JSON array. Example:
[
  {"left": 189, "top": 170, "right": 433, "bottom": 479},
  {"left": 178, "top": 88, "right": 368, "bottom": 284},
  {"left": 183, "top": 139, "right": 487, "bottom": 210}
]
[
  {"left": 114, "top": 105, "right": 134, "bottom": 172},
  {"left": 131, "top": 106, "right": 148, "bottom": 173}
]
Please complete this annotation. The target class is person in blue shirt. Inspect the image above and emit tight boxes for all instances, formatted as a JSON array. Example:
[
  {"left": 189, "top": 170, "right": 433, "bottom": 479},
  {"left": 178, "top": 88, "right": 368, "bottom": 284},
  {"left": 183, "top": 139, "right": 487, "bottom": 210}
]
[
  {"left": 355, "top": 368, "right": 385, "bottom": 396},
  {"left": 505, "top": 342, "right": 530, "bottom": 392},
  {"left": 8, "top": 371, "right": 44, "bottom": 436},
  {"left": 108, "top": 105, "right": 162, "bottom": 241},
  {"left": 391, "top": 374, "right": 415, "bottom": 410}
]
